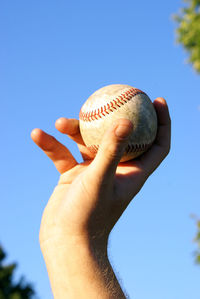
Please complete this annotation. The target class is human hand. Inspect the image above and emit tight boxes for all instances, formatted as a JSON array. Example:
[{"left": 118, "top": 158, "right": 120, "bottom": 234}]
[
  {"left": 31, "top": 97, "right": 170, "bottom": 246},
  {"left": 31, "top": 97, "right": 171, "bottom": 298}
]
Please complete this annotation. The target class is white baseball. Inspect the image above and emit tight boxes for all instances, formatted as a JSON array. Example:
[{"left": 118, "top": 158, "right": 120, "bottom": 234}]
[{"left": 79, "top": 84, "right": 157, "bottom": 162}]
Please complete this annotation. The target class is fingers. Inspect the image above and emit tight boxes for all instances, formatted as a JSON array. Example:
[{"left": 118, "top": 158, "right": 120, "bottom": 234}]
[
  {"left": 90, "top": 119, "right": 133, "bottom": 182},
  {"left": 55, "top": 118, "right": 95, "bottom": 160},
  {"left": 139, "top": 97, "right": 171, "bottom": 174},
  {"left": 31, "top": 128, "right": 77, "bottom": 174},
  {"left": 153, "top": 97, "right": 171, "bottom": 148},
  {"left": 55, "top": 118, "right": 83, "bottom": 143}
]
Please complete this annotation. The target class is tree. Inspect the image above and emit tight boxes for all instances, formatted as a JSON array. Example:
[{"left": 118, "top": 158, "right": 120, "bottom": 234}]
[
  {"left": 193, "top": 219, "right": 200, "bottom": 264},
  {"left": 0, "top": 245, "right": 35, "bottom": 299},
  {"left": 174, "top": 0, "right": 200, "bottom": 73},
  {"left": 174, "top": 0, "right": 200, "bottom": 265}
]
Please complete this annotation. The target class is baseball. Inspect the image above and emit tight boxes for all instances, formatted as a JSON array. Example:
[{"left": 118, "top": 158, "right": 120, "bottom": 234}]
[{"left": 79, "top": 84, "right": 157, "bottom": 162}]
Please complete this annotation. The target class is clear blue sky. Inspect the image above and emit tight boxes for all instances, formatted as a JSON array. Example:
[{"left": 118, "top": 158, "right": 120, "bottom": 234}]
[{"left": 0, "top": 1, "right": 200, "bottom": 298}]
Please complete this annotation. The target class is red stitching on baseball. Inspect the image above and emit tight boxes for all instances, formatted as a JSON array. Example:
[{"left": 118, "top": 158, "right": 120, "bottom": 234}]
[
  {"left": 87, "top": 142, "right": 152, "bottom": 155},
  {"left": 79, "top": 88, "right": 146, "bottom": 122}
]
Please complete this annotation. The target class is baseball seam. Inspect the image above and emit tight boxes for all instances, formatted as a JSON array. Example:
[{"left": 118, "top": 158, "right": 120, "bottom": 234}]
[
  {"left": 79, "top": 87, "right": 146, "bottom": 122},
  {"left": 88, "top": 142, "right": 152, "bottom": 155}
]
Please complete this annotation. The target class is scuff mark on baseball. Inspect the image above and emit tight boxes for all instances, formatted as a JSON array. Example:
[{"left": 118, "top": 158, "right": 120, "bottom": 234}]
[{"left": 79, "top": 84, "right": 157, "bottom": 162}]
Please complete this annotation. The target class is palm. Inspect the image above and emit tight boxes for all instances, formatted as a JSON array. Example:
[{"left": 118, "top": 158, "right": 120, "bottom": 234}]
[
  {"left": 40, "top": 161, "right": 143, "bottom": 244},
  {"left": 60, "top": 123, "right": 145, "bottom": 202},
  {"left": 75, "top": 128, "right": 147, "bottom": 203}
]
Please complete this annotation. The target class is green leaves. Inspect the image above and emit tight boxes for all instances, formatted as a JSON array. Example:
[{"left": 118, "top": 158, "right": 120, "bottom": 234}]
[
  {"left": 174, "top": 0, "right": 200, "bottom": 72},
  {"left": 191, "top": 218, "right": 200, "bottom": 265},
  {"left": 0, "top": 245, "right": 35, "bottom": 299},
  {"left": 195, "top": 220, "right": 200, "bottom": 264}
]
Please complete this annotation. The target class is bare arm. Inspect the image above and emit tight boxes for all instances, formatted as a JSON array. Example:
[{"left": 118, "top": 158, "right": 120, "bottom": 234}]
[
  {"left": 31, "top": 97, "right": 171, "bottom": 298},
  {"left": 43, "top": 237, "right": 126, "bottom": 298}
]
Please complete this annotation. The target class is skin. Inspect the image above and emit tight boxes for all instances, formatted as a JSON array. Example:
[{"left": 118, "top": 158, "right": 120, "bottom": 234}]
[{"left": 31, "top": 97, "right": 171, "bottom": 298}]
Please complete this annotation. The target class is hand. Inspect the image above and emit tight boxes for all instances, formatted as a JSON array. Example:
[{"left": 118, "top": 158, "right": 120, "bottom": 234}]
[
  {"left": 31, "top": 97, "right": 171, "bottom": 298},
  {"left": 31, "top": 97, "right": 171, "bottom": 246}
]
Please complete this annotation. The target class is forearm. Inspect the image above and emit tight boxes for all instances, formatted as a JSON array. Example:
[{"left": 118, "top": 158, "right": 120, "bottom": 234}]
[{"left": 41, "top": 235, "right": 126, "bottom": 299}]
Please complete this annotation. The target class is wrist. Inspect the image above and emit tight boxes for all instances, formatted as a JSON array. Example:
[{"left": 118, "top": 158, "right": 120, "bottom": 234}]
[{"left": 40, "top": 230, "right": 108, "bottom": 256}]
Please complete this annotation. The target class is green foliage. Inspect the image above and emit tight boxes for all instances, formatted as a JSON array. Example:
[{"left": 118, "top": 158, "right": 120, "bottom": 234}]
[
  {"left": 0, "top": 245, "right": 35, "bottom": 299},
  {"left": 194, "top": 220, "right": 200, "bottom": 264},
  {"left": 174, "top": 0, "right": 200, "bottom": 72}
]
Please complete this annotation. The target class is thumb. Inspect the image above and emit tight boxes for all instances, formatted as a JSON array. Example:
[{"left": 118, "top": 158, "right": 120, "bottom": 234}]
[{"left": 90, "top": 119, "right": 133, "bottom": 180}]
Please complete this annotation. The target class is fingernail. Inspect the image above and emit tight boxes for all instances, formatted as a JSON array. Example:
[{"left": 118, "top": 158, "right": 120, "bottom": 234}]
[{"left": 115, "top": 122, "right": 133, "bottom": 138}]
